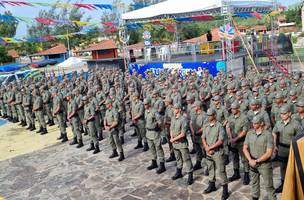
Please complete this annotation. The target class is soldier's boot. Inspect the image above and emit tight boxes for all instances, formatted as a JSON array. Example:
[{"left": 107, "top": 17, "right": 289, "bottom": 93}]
[
  {"left": 93, "top": 145, "right": 100, "bottom": 154},
  {"left": 275, "top": 181, "right": 284, "bottom": 193},
  {"left": 204, "top": 181, "right": 216, "bottom": 194},
  {"left": 36, "top": 126, "right": 43, "bottom": 133},
  {"left": 30, "top": 124, "right": 36, "bottom": 131},
  {"left": 171, "top": 168, "right": 183, "bottom": 180},
  {"left": 80, "top": 127, "right": 84, "bottom": 133},
  {"left": 187, "top": 172, "right": 194, "bottom": 185},
  {"left": 252, "top": 197, "right": 259, "bottom": 200},
  {"left": 166, "top": 153, "right": 176, "bottom": 162},
  {"left": 57, "top": 133, "right": 64, "bottom": 140},
  {"left": 49, "top": 120, "right": 55, "bottom": 126},
  {"left": 221, "top": 184, "right": 229, "bottom": 200},
  {"left": 84, "top": 129, "right": 88, "bottom": 136},
  {"left": 120, "top": 136, "right": 124, "bottom": 144},
  {"left": 161, "top": 137, "right": 167, "bottom": 145},
  {"left": 18, "top": 120, "right": 23, "bottom": 126},
  {"left": 86, "top": 142, "right": 95, "bottom": 151},
  {"left": 15, "top": 117, "right": 19, "bottom": 123},
  {"left": 22, "top": 121, "right": 27, "bottom": 127},
  {"left": 109, "top": 149, "right": 119, "bottom": 158},
  {"left": 143, "top": 142, "right": 149, "bottom": 152},
  {"left": 224, "top": 154, "right": 230, "bottom": 165},
  {"left": 61, "top": 134, "right": 68, "bottom": 143},
  {"left": 98, "top": 132, "right": 104, "bottom": 141},
  {"left": 40, "top": 128, "right": 48, "bottom": 135},
  {"left": 3, "top": 114, "right": 7, "bottom": 118},
  {"left": 26, "top": 123, "right": 32, "bottom": 130},
  {"left": 76, "top": 139, "right": 84, "bottom": 148},
  {"left": 134, "top": 141, "right": 143, "bottom": 149},
  {"left": 193, "top": 161, "right": 202, "bottom": 171},
  {"left": 118, "top": 152, "right": 125, "bottom": 162},
  {"left": 147, "top": 160, "right": 158, "bottom": 170},
  {"left": 12, "top": 117, "right": 17, "bottom": 123},
  {"left": 228, "top": 169, "right": 241, "bottom": 182},
  {"left": 243, "top": 172, "right": 250, "bottom": 185},
  {"left": 156, "top": 162, "right": 166, "bottom": 174},
  {"left": 131, "top": 131, "right": 137, "bottom": 137},
  {"left": 189, "top": 148, "right": 196, "bottom": 154}
]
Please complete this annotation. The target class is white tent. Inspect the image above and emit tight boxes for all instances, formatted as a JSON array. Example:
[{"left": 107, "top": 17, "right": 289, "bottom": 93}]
[
  {"left": 122, "top": 0, "right": 273, "bottom": 21},
  {"left": 57, "top": 57, "right": 86, "bottom": 69}
]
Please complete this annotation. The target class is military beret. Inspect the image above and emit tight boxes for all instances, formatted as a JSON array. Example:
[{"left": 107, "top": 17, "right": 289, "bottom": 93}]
[
  {"left": 296, "top": 99, "right": 304, "bottom": 107},
  {"left": 231, "top": 101, "right": 240, "bottom": 109},
  {"left": 207, "top": 108, "right": 216, "bottom": 116},
  {"left": 193, "top": 101, "right": 202, "bottom": 108},
  {"left": 252, "top": 116, "right": 263, "bottom": 124},
  {"left": 250, "top": 99, "right": 261, "bottom": 105},
  {"left": 173, "top": 103, "right": 182, "bottom": 109},
  {"left": 280, "top": 105, "right": 290, "bottom": 114},
  {"left": 144, "top": 98, "right": 151, "bottom": 105},
  {"left": 212, "top": 95, "right": 221, "bottom": 101}
]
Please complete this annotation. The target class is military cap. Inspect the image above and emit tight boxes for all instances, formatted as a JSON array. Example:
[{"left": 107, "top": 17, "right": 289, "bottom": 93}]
[
  {"left": 280, "top": 105, "right": 290, "bottom": 114},
  {"left": 227, "top": 84, "right": 235, "bottom": 90},
  {"left": 253, "top": 79, "right": 260, "bottom": 84},
  {"left": 207, "top": 108, "right": 216, "bottom": 116},
  {"left": 275, "top": 93, "right": 283, "bottom": 99},
  {"left": 109, "top": 89, "right": 116, "bottom": 96},
  {"left": 212, "top": 95, "right": 221, "bottom": 101},
  {"left": 231, "top": 101, "right": 240, "bottom": 109},
  {"left": 252, "top": 116, "right": 263, "bottom": 124},
  {"left": 289, "top": 90, "right": 297, "bottom": 96},
  {"left": 241, "top": 80, "right": 248, "bottom": 87},
  {"left": 65, "top": 92, "right": 72, "bottom": 97},
  {"left": 268, "top": 74, "right": 275, "bottom": 79},
  {"left": 165, "top": 96, "right": 173, "bottom": 103},
  {"left": 173, "top": 103, "right": 182, "bottom": 109},
  {"left": 186, "top": 95, "right": 194, "bottom": 101},
  {"left": 211, "top": 88, "right": 219, "bottom": 93},
  {"left": 105, "top": 98, "right": 113, "bottom": 105},
  {"left": 236, "top": 91, "right": 243, "bottom": 96},
  {"left": 252, "top": 87, "right": 259, "bottom": 92},
  {"left": 296, "top": 99, "right": 304, "bottom": 107},
  {"left": 82, "top": 96, "right": 88, "bottom": 101},
  {"left": 193, "top": 101, "right": 202, "bottom": 108},
  {"left": 133, "top": 92, "right": 140, "bottom": 97},
  {"left": 250, "top": 99, "right": 261, "bottom": 105},
  {"left": 144, "top": 98, "right": 151, "bottom": 105},
  {"left": 293, "top": 75, "right": 300, "bottom": 80},
  {"left": 264, "top": 83, "right": 270, "bottom": 89},
  {"left": 153, "top": 90, "right": 159, "bottom": 95},
  {"left": 279, "top": 79, "right": 286, "bottom": 85}
]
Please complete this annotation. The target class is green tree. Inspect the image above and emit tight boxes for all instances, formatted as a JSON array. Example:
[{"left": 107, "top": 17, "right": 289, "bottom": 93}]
[{"left": 284, "top": 6, "right": 302, "bottom": 28}]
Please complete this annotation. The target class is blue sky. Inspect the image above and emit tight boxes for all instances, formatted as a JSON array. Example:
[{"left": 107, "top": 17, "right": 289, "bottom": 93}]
[{"left": 0, "top": 0, "right": 301, "bottom": 38}]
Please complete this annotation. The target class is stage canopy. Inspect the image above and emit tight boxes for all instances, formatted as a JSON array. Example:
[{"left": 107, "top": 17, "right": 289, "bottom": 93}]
[
  {"left": 122, "top": 0, "right": 274, "bottom": 21},
  {"left": 57, "top": 57, "right": 86, "bottom": 69}
]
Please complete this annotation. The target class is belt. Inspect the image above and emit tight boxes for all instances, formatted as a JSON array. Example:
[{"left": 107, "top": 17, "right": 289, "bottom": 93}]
[
  {"left": 278, "top": 142, "right": 290, "bottom": 148},
  {"left": 146, "top": 128, "right": 157, "bottom": 131}
]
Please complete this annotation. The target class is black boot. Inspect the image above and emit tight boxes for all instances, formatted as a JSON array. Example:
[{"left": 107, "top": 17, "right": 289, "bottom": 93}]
[
  {"left": 156, "top": 162, "right": 166, "bottom": 174},
  {"left": 228, "top": 169, "right": 241, "bottom": 182},
  {"left": 57, "top": 133, "right": 64, "bottom": 140},
  {"left": 166, "top": 153, "right": 176, "bottom": 162},
  {"left": 193, "top": 161, "right": 202, "bottom": 171},
  {"left": 134, "top": 141, "right": 143, "bottom": 149},
  {"left": 224, "top": 154, "right": 230, "bottom": 165},
  {"left": 204, "top": 181, "right": 216, "bottom": 194},
  {"left": 49, "top": 120, "right": 55, "bottom": 126},
  {"left": 36, "top": 126, "right": 43, "bottom": 133},
  {"left": 147, "top": 160, "right": 158, "bottom": 170},
  {"left": 15, "top": 118, "right": 19, "bottom": 123},
  {"left": 109, "top": 149, "right": 119, "bottom": 158},
  {"left": 190, "top": 148, "right": 196, "bottom": 154},
  {"left": 22, "top": 121, "right": 27, "bottom": 127},
  {"left": 61, "top": 134, "right": 68, "bottom": 143},
  {"left": 171, "top": 168, "right": 183, "bottom": 180},
  {"left": 93, "top": 145, "right": 100, "bottom": 154},
  {"left": 84, "top": 129, "right": 88, "bottom": 136},
  {"left": 118, "top": 152, "right": 125, "bottom": 161},
  {"left": 243, "top": 172, "right": 250, "bottom": 185},
  {"left": 161, "top": 137, "right": 167, "bottom": 145},
  {"left": 221, "top": 184, "right": 229, "bottom": 200},
  {"left": 275, "top": 181, "right": 284, "bottom": 193},
  {"left": 98, "top": 132, "right": 104, "bottom": 141},
  {"left": 120, "top": 136, "right": 124, "bottom": 144},
  {"left": 30, "top": 124, "right": 36, "bottom": 131},
  {"left": 131, "top": 131, "right": 137, "bottom": 137},
  {"left": 76, "top": 139, "right": 84, "bottom": 148},
  {"left": 26, "top": 124, "right": 32, "bottom": 130},
  {"left": 252, "top": 197, "right": 259, "bottom": 200},
  {"left": 86, "top": 143, "right": 95, "bottom": 151},
  {"left": 40, "top": 128, "right": 48, "bottom": 135},
  {"left": 143, "top": 142, "right": 149, "bottom": 152},
  {"left": 69, "top": 137, "right": 78, "bottom": 145},
  {"left": 187, "top": 172, "right": 194, "bottom": 185},
  {"left": 18, "top": 120, "right": 23, "bottom": 126}
]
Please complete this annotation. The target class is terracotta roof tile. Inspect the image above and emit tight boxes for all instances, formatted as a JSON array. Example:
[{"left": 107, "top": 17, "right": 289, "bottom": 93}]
[
  {"left": 80, "top": 40, "right": 117, "bottom": 52},
  {"left": 32, "top": 44, "right": 67, "bottom": 56}
]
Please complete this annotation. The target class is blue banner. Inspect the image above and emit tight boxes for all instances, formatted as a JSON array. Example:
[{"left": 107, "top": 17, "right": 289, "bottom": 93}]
[{"left": 129, "top": 61, "right": 226, "bottom": 78}]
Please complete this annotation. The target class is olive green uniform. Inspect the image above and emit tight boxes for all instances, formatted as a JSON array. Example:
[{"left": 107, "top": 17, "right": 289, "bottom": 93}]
[
  {"left": 132, "top": 99, "right": 147, "bottom": 143},
  {"left": 190, "top": 110, "right": 206, "bottom": 163},
  {"left": 53, "top": 95, "right": 66, "bottom": 135},
  {"left": 15, "top": 91, "right": 25, "bottom": 122},
  {"left": 68, "top": 98, "right": 82, "bottom": 142},
  {"left": 34, "top": 95, "right": 46, "bottom": 129},
  {"left": 84, "top": 101, "right": 98, "bottom": 146},
  {"left": 23, "top": 91, "right": 34, "bottom": 127},
  {"left": 42, "top": 90, "right": 53, "bottom": 123},
  {"left": 105, "top": 106, "right": 123, "bottom": 153}
]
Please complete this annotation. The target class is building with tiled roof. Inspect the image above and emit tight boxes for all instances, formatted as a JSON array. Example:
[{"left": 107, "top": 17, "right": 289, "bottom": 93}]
[
  {"left": 30, "top": 44, "right": 68, "bottom": 64},
  {"left": 79, "top": 40, "right": 118, "bottom": 60}
]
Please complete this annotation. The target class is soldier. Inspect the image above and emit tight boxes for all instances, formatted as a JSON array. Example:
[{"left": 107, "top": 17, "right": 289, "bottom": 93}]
[
  {"left": 91, "top": 89, "right": 103, "bottom": 141},
  {"left": 202, "top": 108, "right": 229, "bottom": 200},
  {"left": 227, "top": 102, "right": 250, "bottom": 185},
  {"left": 67, "top": 92, "right": 83, "bottom": 148},
  {"left": 235, "top": 91, "right": 249, "bottom": 113},
  {"left": 131, "top": 93, "right": 148, "bottom": 151},
  {"left": 151, "top": 90, "right": 166, "bottom": 144},
  {"left": 189, "top": 101, "right": 207, "bottom": 171},
  {"left": 164, "top": 96, "right": 176, "bottom": 162},
  {"left": 287, "top": 90, "right": 298, "bottom": 113},
  {"left": 83, "top": 96, "right": 100, "bottom": 154},
  {"left": 15, "top": 88, "right": 26, "bottom": 127},
  {"left": 144, "top": 98, "right": 166, "bottom": 174},
  {"left": 32, "top": 89, "right": 47, "bottom": 135},
  {"left": 52, "top": 90, "right": 68, "bottom": 142},
  {"left": 42, "top": 85, "right": 54, "bottom": 126},
  {"left": 8, "top": 85, "right": 18, "bottom": 123},
  {"left": 247, "top": 99, "right": 271, "bottom": 130},
  {"left": 272, "top": 105, "right": 303, "bottom": 193},
  {"left": 23, "top": 88, "right": 35, "bottom": 131},
  {"left": 75, "top": 89, "right": 86, "bottom": 135},
  {"left": 292, "top": 99, "right": 304, "bottom": 127},
  {"left": 104, "top": 98, "right": 125, "bottom": 161},
  {"left": 170, "top": 103, "right": 193, "bottom": 185},
  {"left": 243, "top": 116, "right": 276, "bottom": 200},
  {"left": 271, "top": 93, "right": 285, "bottom": 126}
]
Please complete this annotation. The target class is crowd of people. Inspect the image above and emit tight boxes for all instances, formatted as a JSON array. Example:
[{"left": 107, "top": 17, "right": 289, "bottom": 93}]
[{"left": 0, "top": 67, "right": 303, "bottom": 200}]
